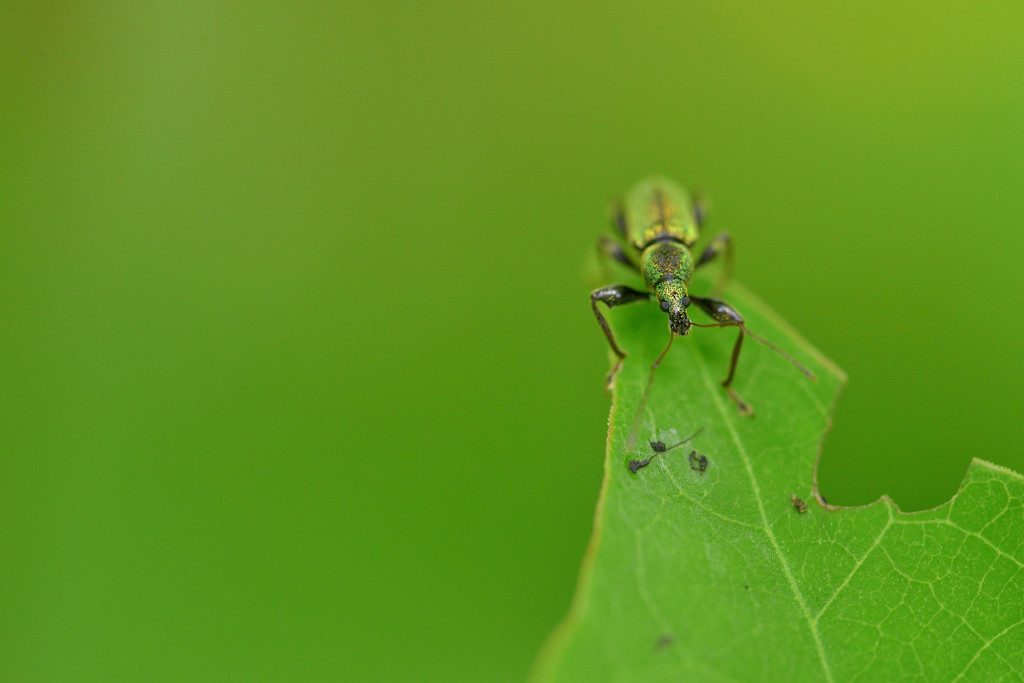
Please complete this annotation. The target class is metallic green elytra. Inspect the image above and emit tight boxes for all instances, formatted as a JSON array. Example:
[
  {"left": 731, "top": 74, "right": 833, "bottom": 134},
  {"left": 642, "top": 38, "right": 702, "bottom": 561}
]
[
  {"left": 590, "top": 175, "right": 814, "bottom": 416},
  {"left": 622, "top": 175, "right": 700, "bottom": 250},
  {"left": 628, "top": 177, "right": 700, "bottom": 334}
]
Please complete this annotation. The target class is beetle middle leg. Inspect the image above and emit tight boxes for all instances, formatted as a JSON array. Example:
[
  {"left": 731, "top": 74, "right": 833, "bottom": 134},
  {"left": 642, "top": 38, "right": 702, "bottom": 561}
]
[
  {"left": 590, "top": 284, "right": 650, "bottom": 388},
  {"left": 596, "top": 234, "right": 640, "bottom": 277},
  {"left": 695, "top": 232, "right": 734, "bottom": 296}
]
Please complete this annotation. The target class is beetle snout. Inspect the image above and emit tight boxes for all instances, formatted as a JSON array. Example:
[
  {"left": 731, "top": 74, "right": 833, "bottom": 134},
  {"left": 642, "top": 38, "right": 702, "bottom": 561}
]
[{"left": 669, "top": 308, "right": 691, "bottom": 336}]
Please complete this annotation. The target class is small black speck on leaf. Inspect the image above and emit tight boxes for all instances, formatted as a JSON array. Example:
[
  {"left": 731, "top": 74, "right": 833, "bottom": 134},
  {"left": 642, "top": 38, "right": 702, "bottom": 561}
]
[
  {"left": 688, "top": 451, "right": 708, "bottom": 473},
  {"left": 628, "top": 458, "right": 652, "bottom": 474}
]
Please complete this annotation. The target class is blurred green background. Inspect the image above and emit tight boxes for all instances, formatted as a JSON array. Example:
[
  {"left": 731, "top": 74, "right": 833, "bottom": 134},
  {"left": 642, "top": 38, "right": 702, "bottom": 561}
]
[{"left": 3, "top": 1, "right": 1024, "bottom": 680}]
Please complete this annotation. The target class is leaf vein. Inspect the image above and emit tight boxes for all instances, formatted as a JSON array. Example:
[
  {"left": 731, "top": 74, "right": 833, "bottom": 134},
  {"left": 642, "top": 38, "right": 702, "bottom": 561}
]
[
  {"left": 815, "top": 503, "right": 894, "bottom": 621},
  {"left": 656, "top": 458, "right": 761, "bottom": 530}
]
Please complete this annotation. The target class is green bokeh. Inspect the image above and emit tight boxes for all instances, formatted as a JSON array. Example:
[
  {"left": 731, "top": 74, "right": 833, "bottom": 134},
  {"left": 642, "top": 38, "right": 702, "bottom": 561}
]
[{"left": 3, "top": 2, "right": 1023, "bottom": 680}]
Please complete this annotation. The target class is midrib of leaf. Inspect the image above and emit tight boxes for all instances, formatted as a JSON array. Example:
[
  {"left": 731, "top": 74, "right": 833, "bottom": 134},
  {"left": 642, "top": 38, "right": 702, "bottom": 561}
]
[{"left": 692, "top": 335, "right": 835, "bottom": 683}]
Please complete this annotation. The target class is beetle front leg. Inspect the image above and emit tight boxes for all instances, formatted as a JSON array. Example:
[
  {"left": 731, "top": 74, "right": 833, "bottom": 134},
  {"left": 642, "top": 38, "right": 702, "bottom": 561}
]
[
  {"left": 721, "top": 329, "right": 751, "bottom": 416},
  {"left": 690, "top": 295, "right": 753, "bottom": 416},
  {"left": 695, "top": 232, "right": 734, "bottom": 296},
  {"left": 590, "top": 284, "right": 650, "bottom": 388}
]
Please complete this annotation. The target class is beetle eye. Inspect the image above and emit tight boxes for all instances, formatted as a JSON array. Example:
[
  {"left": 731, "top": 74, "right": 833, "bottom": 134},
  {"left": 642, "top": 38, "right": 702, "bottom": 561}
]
[
  {"left": 681, "top": 296, "right": 691, "bottom": 307},
  {"left": 660, "top": 301, "right": 671, "bottom": 312}
]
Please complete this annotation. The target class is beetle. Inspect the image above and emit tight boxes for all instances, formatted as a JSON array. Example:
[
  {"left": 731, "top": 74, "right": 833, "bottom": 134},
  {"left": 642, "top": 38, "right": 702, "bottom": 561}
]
[{"left": 591, "top": 176, "right": 814, "bottom": 415}]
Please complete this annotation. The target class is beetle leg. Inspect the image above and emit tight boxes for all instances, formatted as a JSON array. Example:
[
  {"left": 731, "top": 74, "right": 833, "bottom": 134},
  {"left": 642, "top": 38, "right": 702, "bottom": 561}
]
[
  {"left": 590, "top": 285, "right": 651, "bottom": 388},
  {"left": 597, "top": 234, "right": 640, "bottom": 275},
  {"left": 610, "top": 201, "right": 629, "bottom": 238},
  {"left": 722, "top": 330, "right": 751, "bottom": 415},
  {"left": 695, "top": 232, "right": 734, "bottom": 296},
  {"left": 690, "top": 295, "right": 753, "bottom": 416},
  {"left": 691, "top": 191, "right": 709, "bottom": 228}
]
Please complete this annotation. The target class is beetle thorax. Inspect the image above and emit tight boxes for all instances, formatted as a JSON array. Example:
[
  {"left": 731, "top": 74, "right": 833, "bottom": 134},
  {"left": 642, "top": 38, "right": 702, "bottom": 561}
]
[
  {"left": 641, "top": 241, "right": 694, "bottom": 335},
  {"left": 641, "top": 241, "right": 694, "bottom": 294}
]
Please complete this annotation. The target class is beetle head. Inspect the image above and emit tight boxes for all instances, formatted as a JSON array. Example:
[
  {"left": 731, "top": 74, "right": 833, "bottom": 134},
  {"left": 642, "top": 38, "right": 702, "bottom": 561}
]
[{"left": 658, "top": 294, "right": 691, "bottom": 336}]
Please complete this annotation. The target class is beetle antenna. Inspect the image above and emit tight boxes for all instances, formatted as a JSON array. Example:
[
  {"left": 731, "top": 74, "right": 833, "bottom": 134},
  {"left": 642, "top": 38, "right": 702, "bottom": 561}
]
[
  {"left": 743, "top": 326, "right": 816, "bottom": 380},
  {"left": 626, "top": 330, "right": 675, "bottom": 450},
  {"left": 660, "top": 426, "right": 705, "bottom": 452},
  {"left": 689, "top": 322, "right": 816, "bottom": 381}
]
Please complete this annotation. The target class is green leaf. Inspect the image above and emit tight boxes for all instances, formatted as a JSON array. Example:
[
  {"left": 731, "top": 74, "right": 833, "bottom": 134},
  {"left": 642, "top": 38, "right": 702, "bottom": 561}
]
[{"left": 534, "top": 281, "right": 1024, "bottom": 682}]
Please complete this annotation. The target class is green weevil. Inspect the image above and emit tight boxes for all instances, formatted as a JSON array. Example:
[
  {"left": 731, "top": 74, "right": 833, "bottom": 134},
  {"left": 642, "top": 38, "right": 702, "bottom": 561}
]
[{"left": 591, "top": 175, "right": 814, "bottom": 416}]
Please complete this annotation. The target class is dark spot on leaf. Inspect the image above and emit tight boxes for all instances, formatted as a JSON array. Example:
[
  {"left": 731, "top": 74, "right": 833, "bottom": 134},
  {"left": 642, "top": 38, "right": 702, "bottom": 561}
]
[
  {"left": 628, "top": 458, "right": 652, "bottom": 474},
  {"left": 791, "top": 495, "right": 807, "bottom": 513},
  {"left": 688, "top": 450, "right": 708, "bottom": 473}
]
